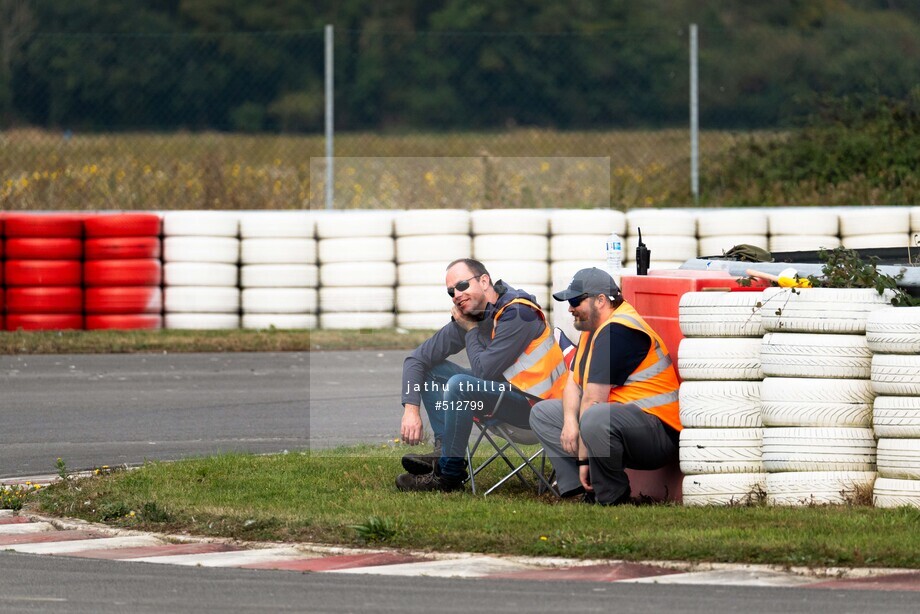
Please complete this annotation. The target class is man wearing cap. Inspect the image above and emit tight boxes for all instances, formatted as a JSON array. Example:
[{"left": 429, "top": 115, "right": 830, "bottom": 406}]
[
  {"left": 396, "top": 258, "right": 567, "bottom": 493},
  {"left": 529, "top": 267, "right": 681, "bottom": 505}
]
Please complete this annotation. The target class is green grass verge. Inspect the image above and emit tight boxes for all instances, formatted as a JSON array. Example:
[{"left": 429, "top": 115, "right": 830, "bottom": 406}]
[
  {"left": 27, "top": 446, "right": 920, "bottom": 568},
  {"left": 0, "top": 329, "right": 431, "bottom": 354}
]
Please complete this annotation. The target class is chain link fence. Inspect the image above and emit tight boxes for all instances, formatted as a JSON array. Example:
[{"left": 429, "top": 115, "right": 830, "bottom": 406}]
[{"left": 2, "top": 23, "right": 918, "bottom": 211}]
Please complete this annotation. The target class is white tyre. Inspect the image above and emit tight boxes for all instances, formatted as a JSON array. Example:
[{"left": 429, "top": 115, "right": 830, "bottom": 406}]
[
  {"left": 318, "top": 262, "right": 396, "bottom": 288},
  {"left": 550, "top": 260, "right": 604, "bottom": 286},
  {"left": 396, "top": 285, "right": 454, "bottom": 313},
  {"left": 395, "top": 210, "right": 470, "bottom": 236},
  {"left": 877, "top": 438, "right": 920, "bottom": 480},
  {"left": 319, "top": 312, "right": 395, "bottom": 329},
  {"left": 471, "top": 209, "right": 548, "bottom": 235},
  {"left": 768, "top": 209, "right": 838, "bottom": 236},
  {"left": 677, "top": 338, "right": 762, "bottom": 381},
  {"left": 242, "top": 288, "right": 317, "bottom": 314},
  {"left": 698, "top": 235, "right": 768, "bottom": 257},
  {"left": 164, "top": 313, "right": 240, "bottom": 329},
  {"left": 163, "top": 237, "right": 240, "bottom": 264},
  {"left": 626, "top": 209, "right": 696, "bottom": 237},
  {"left": 760, "top": 377, "right": 873, "bottom": 428},
  {"left": 696, "top": 210, "right": 768, "bottom": 237},
  {"left": 164, "top": 287, "right": 240, "bottom": 313},
  {"left": 761, "top": 427, "right": 876, "bottom": 472},
  {"left": 682, "top": 473, "right": 767, "bottom": 506},
  {"left": 678, "top": 291, "right": 765, "bottom": 337},
  {"left": 319, "top": 287, "right": 394, "bottom": 313},
  {"left": 841, "top": 233, "right": 912, "bottom": 249},
  {"left": 626, "top": 235, "right": 697, "bottom": 262},
  {"left": 678, "top": 381, "right": 762, "bottom": 428},
  {"left": 473, "top": 235, "right": 548, "bottom": 262},
  {"left": 760, "top": 333, "right": 871, "bottom": 379},
  {"left": 550, "top": 209, "right": 626, "bottom": 236},
  {"left": 317, "top": 237, "right": 395, "bottom": 264},
  {"left": 871, "top": 354, "right": 920, "bottom": 396},
  {"left": 242, "top": 313, "right": 317, "bottom": 330},
  {"left": 766, "top": 471, "right": 876, "bottom": 506},
  {"left": 241, "top": 264, "right": 318, "bottom": 288},
  {"left": 768, "top": 235, "right": 841, "bottom": 253},
  {"left": 678, "top": 428, "right": 763, "bottom": 475},
  {"left": 396, "top": 312, "right": 452, "bottom": 331},
  {"left": 912, "top": 206, "right": 920, "bottom": 231},
  {"left": 239, "top": 212, "right": 314, "bottom": 238},
  {"left": 163, "top": 263, "right": 239, "bottom": 287},
  {"left": 760, "top": 287, "right": 896, "bottom": 334},
  {"left": 867, "top": 306, "right": 920, "bottom": 354},
  {"left": 838, "top": 207, "right": 910, "bottom": 237},
  {"left": 549, "top": 234, "right": 609, "bottom": 261},
  {"left": 162, "top": 211, "right": 238, "bottom": 237},
  {"left": 480, "top": 260, "right": 549, "bottom": 285},
  {"left": 315, "top": 211, "right": 395, "bottom": 238},
  {"left": 395, "top": 235, "right": 472, "bottom": 264},
  {"left": 873, "top": 476, "right": 920, "bottom": 508},
  {"left": 873, "top": 397, "right": 920, "bottom": 438},
  {"left": 398, "top": 262, "right": 449, "bottom": 286},
  {"left": 240, "top": 238, "right": 317, "bottom": 265}
]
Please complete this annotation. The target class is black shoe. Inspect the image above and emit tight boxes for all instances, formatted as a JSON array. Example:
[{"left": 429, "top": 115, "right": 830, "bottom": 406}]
[
  {"left": 401, "top": 438, "right": 442, "bottom": 475},
  {"left": 395, "top": 470, "right": 464, "bottom": 493}
]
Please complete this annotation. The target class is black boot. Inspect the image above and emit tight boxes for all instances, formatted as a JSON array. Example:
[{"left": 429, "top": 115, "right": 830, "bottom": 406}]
[
  {"left": 401, "top": 437, "right": 442, "bottom": 475},
  {"left": 395, "top": 468, "right": 464, "bottom": 493}
]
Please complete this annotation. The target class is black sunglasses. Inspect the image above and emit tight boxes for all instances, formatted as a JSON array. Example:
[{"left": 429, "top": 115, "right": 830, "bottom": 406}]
[
  {"left": 447, "top": 275, "right": 482, "bottom": 297},
  {"left": 568, "top": 294, "right": 592, "bottom": 307}
]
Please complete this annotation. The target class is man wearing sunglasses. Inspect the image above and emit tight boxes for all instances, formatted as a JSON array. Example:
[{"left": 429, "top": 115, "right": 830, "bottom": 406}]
[
  {"left": 529, "top": 267, "right": 681, "bottom": 505},
  {"left": 397, "top": 258, "right": 567, "bottom": 492}
]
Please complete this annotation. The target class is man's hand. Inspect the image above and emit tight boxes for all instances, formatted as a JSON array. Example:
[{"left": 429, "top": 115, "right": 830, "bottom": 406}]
[
  {"left": 560, "top": 418, "right": 580, "bottom": 456},
  {"left": 450, "top": 305, "right": 478, "bottom": 332},
  {"left": 579, "top": 464, "right": 593, "bottom": 492},
  {"left": 401, "top": 404, "right": 423, "bottom": 445}
]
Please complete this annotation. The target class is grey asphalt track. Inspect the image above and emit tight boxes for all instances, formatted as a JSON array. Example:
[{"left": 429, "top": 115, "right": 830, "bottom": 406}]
[
  {"left": 1, "top": 350, "right": 411, "bottom": 478},
  {"left": 0, "top": 551, "right": 916, "bottom": 614}
]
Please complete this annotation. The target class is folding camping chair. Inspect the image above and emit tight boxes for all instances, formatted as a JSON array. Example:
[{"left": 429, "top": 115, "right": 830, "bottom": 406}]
[{"left": 464, "top": 386, "right": 559, "bottom": 497}]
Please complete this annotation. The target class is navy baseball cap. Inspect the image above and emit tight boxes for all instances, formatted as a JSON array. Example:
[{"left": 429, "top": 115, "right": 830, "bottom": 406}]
[{"left": 552, "top": 267, "right": 621, "bottom": 302}]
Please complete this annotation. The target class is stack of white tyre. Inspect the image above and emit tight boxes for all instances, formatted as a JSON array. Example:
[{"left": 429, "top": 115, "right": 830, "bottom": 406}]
[
  {"left": 767, "top": 208, "right": 841, "bottom": 253},
  {"left": 162, "top": 212, "right": 241, "bottom": 330},
  {"left": 239, "top": 212, "right": 317, "bottom": 330},
  {"left": 911, "top": 207, "right": 920, "bottom": 249},
  {"left": 317, "top": 211, "right": 397, "bottom": 330},
  {"left": 394, "top": 210, "right": 471, "bottom": 330},
  {"left": 758, "top": 286, "right": 894, "bottom": 505},
  {"left": 677, "top": 290, "right": 767, "bottom": 506},
  {"left": 839, "top": 207, "right": 912, "bottom": 250},
  {"left": 625, "top": 209, "right": 697, "bottom": 272},
  {"left": 472, "top": 209, "right": 550, "bottom": 311},
  {"left": 867, "top": 307, "right": 920, "bottom": 508},
  {"left": 696, "top": 209, "right": 769, "bottom": 258},
  {"left": 549, "top": 209, "right": 626, "bottom": 342}
]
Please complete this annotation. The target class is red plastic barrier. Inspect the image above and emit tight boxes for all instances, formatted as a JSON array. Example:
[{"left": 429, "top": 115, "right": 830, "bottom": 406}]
[
  {"left": 84, "top": 213, "right": 161, "bottom": 238},
  {"left": 5, "top": 314, "right": 84, "bottom": 331},
  {"left": 85, "top": 287, "right": 162, "bottom": 314},
  {"left": 84, "top": 259, "right": 162, "bottom": 287},
  {"left": 4, "top": 238, "right": 83, "bottom": 260},
  {"left": 5, "top": 287, "right": 83, "bottom": 314},
  {"left": 5, "top": 260, "right": 82, "bottom": 286},
  {"left": 85, "top": 237, "right": 161, "bottom": 260},
  {"left": 86, "top": 314, "right": 162, "bottom": 330},
  {"left": 3, "top": 214, "right": 84, "bottom": 238}
]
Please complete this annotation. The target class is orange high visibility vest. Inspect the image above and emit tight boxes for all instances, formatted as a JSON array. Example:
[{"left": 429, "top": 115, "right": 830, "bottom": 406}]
[
  {"left": 491, "top": 298, "right": 567, "bottom": 400},
  {"left": 572, "top": 301, "right": 681, "bottom": 431}
]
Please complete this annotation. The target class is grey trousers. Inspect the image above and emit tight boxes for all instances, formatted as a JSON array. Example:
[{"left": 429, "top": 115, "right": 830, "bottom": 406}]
[{"left": 529, "top": 399, "right": 679, "bottom": 504}]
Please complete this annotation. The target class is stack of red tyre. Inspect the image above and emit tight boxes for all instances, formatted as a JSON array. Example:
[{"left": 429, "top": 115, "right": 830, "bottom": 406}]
[
  {"left": 3, "top": 214, "right": 85, "bottom": 331},
  {"left": 84, "top": 213, "right": 163, "bottom": 330},
  {"left": 0, "top": 215, "right": 5, "bottom": 330}
]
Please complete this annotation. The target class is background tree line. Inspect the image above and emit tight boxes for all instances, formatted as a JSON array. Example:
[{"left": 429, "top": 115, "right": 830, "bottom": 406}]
[{"left": 1, "top": 0, "right": 919, "bottom": 133}]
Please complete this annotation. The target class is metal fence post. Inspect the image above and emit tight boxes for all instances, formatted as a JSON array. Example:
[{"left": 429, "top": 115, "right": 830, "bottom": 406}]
[
  {"left": 689, "top": 23, "right": 699, "bottom": 205},
  {"left": 325, "top": 24, "right": 334, "bottom": 210}
]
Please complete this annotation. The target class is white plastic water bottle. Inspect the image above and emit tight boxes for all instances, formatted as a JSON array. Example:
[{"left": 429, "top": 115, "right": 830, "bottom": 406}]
[{"left": 605, "top": 232, "right": 623, "bottom": 277}]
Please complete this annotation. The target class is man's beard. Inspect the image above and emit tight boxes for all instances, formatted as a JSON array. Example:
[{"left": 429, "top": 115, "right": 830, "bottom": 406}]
[{"left": 573, "top": 303, "right": 599, "bottom": 331}]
